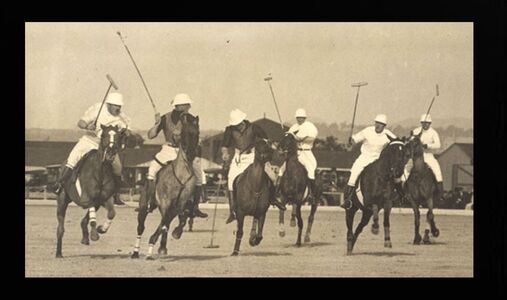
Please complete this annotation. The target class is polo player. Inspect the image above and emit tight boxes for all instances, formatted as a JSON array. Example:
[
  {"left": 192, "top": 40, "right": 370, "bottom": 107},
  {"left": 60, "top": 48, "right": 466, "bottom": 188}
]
[
  {"left": 52, "top": 92, "right": 132, "bottom": 206},
  {"left": 401, "top": 113, "right": 444, "bottom": 200},
  {"left": 221, "top": 109, "right": 286, "bottom": 224},
  {"left": 279, "top": 108, "right": 319, "bottom": 199},
  {"left": 142, "top": 93, "right": 207, "bottom": 217},
  {"left": 342, "top": 114, "right": 398, "bottom": 209}
]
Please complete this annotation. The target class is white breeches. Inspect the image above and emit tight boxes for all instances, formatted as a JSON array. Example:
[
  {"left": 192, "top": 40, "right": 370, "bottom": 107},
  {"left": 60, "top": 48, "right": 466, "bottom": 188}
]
[
  {"left": 147, "top": 144, "right": 203, "bottom": 184},
  {"left": 347, "top": 154, "right": 379, "bottom": 186},
  {"left": 226, "top": 151, "right": 276, "bottom": 191},
  {"left": 278, "top": 150, "right": 317, "bottom": 180},
  {"left": 147, "top": 144, "right": 179, "bottom": 180},
  {"left": 66, "top": 136, "right": 122, "bottom": 176},
  {"left": 402, "top": 153, "right": 443, "bottom": 182}
]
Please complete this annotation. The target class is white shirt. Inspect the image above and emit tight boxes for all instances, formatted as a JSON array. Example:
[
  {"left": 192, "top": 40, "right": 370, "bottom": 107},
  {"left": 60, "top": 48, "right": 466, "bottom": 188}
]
[
  {"left": 412, "top": 126, "right": 441, "bottom": 153},
  {"left": 80, "top": 102, "right": 132, "bottom": 143},
  {"left": 289, "top": 120, "right": 319, "bottom": 150},
  {"left": 353, "top": 126, "right": 397, "bottom": 157}
]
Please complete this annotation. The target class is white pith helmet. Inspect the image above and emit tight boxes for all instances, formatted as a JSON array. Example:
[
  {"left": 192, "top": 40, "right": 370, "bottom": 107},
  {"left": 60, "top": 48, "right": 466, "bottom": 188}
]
[
  {"left": 420, "top": 113, "right": 432, "bottom": 123},
  {"left": 374, "top": 114, "right": 387, "bottom": 125},
  {"left": 105, "top": 92, "right": 124, "bottom": 106},
  {"left": 172, "top": 93, "right": 193, "bottom": 106},
  {"left": 295, "top": 108, "right": 307, "bottom": 118},
  {"left": 229, "top": 109, "right": 247, "bottom": 126}
]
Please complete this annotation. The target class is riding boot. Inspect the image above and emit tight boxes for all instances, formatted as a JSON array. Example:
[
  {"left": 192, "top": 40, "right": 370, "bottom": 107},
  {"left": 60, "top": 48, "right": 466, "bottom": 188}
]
[
  {"left": 269, "top": 181, "right": 286, "bottom": 211},
  {"left": 146, "top": 179, "right": 157, "bottom": 213},
  {"left": 340, "top": 185, "right": 354, "bottom": 209},
  {"left": 113, "top": 176, "right": 125, "bottom": 205},
  {"left": 53, "top": 165, "right": 72, "bottom": 194},
  {"left": 192, "top": 185, "right": 208, "bottom": 218},
  {"left": 226, "top": 190, "right": 236, "bottom": 224}
]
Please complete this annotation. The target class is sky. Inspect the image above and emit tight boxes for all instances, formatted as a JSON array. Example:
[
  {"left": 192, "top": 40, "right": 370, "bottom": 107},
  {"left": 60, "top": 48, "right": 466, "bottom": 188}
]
[{"left": 25, "top": 22, "right": 473, "bottom": 131}]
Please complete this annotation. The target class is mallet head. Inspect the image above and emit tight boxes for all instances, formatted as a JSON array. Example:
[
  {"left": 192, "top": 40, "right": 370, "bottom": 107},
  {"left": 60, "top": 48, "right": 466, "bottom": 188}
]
[
  {"left": 351, "top": 82, "right": 368, "bottom": 87},
  {"left": 264, "top": 76, "right": 272, "bottom": 81},
  {"left": 106, "top": 74, "right": 119, "bottom": 90}
]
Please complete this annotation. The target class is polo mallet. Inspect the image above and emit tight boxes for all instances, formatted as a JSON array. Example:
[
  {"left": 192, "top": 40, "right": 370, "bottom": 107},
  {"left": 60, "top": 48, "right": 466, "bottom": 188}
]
[
  {"left": 93, "top": 74, "right": 119, "bottom": 127},
  {"left": 204, "top": 170, "right": 225, "bottom": 249},
  {"left": 116, "top": 31, "right": 158, "bottom": 119},
  {"left": 264, "top": 75, "right": 284, "bottom": 129},
  {"left": 423, "top": 84, "right": 440, "bottom": 123},
  {"left": 349, "top": 82, "right": 368, "bottom": 141}
]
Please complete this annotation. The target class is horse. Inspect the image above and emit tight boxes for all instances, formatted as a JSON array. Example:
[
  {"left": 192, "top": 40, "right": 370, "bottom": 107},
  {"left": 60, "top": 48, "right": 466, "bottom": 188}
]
[
  {"left": 345, "top": 136, "right": 407, "bottom": 255},
  {"left": 55, "top": 125, "right": 135, "bottom": 258},
  {"left": 404, "top": 131, "right": 440, "bottom": 244},
  {"left": 276, "top": 132, "right": 321, "bottom": 246},
  {"left": 230, "top": 139, "right": 275, "bottom": 256},
  {"left": 131, "top": 113, "right": 199, "bottom": 260}
]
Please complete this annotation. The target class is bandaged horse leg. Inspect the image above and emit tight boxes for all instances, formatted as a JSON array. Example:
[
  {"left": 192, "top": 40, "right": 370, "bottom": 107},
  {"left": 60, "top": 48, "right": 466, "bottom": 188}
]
[
  {"left": 278, "top": 195, "right": 286, "bottom": 237},
  {"left": 97, "top": 197, "right": 115, "bottom": 234},
  {"left": 147, "top": 208, "right": 178, "bottom": 260},
  {"left": 132, "top": 181, "right": 150, "bottom": 259},
  {"left": 89, "top": 205, "right": 101, "bottom": 242}
]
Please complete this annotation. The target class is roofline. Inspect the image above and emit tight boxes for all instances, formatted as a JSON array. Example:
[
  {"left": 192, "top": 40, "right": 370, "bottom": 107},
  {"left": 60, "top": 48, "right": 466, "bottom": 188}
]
[{"left": 436, "top": 142, "right": 473, "bottom": 159}]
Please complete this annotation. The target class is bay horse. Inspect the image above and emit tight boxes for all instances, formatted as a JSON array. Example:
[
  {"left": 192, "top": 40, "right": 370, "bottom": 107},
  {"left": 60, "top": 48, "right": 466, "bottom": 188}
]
[
  {"left": 404, "top": 132, "right": 440, "bottom": 244},
  {"left": 56, "top": 125, "right": 133, "bottom": 258},
  {"left": 277, "top": 132, "right": 321, "bottom": 246},
  {"left": 230, "top": 139, "right": 275, "bottom": 256},
  {"left": 345, "top": 136, "right": 407, "bottom": 255},
  {"left": 131, "top": 113, "right": 199, "bottom": 260}
]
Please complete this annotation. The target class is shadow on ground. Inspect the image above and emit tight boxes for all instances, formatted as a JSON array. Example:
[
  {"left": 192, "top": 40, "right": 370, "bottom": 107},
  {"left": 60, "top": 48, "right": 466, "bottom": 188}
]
[
  {"left": 239, "top": 251, "right": 292, "bottom": 257},
  {"left": 352, "top": 251, "right": 416, "bottom": 257},
  {"left": 283, "top": 242, "right": 334, "bottom": 248}
]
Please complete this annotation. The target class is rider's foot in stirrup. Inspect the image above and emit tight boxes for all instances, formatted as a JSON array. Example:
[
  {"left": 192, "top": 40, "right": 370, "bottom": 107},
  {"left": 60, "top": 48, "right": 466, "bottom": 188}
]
[
  {"left": 340, "top": 199, "right": 353, "bottom": 210},
  {"left": 194, "top": 209, "right": 208, "bottom": 218},
  {"left": 53, "top": 182, "right": 63, "bottom": 195}
]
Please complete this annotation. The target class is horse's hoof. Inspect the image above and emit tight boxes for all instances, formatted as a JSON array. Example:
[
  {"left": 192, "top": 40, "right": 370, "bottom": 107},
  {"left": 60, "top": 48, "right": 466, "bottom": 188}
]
[
  {"left": 278, "top": 230, "right": 285, "bottom": 238},
  {"left": 55, "top": 253, "right": 63, "bottom": 258},
  {"left": 304, "top": 236, "right": 311, "bottom": 243},
  {"left": 413, "top": 235, "right": 422, "bottom": 245},
  {"left": 90, "top": 229, "right": 100, "bottom": 241},
  {"left": 231, "top": 251, "right": 239, "bottom": 256},
  {"left": 254, "top": 236, "right": 263, "bottom": 246},
  {"left": 172, "top": 227, "right": 183, "bottom": 240},
  {"left": 158, "top": 248, "right": 168, "bottom": 256},
  {"left": 290, "top": 219, "right": 296, "bottom": 227},
  {"left": 371, "top": 224, "right": 379, "bottom": 235},
  {"left": 346, "top": 250, "right": 353, "bottom": 256},
  {"left": 145, "top": 256, "right": 156, "bottom": 261},
  {"left": 432, "top": 228, "right": 440, "bottom": 238},
  {"left": 81, "top": 238, "right": 90, "bottom": 245},
  {"left": 384, "top": 240, "right": 393, "bottom": 248},
  {"left": 423, "top": 230, "right": 431, "bottom": 244},
  {"left": 249, "top": 236, "right": 257, "bottom": 247},
  {"left": 296, "top": 242, "right": 302, "bottom": 247},
  {"left": 131, "top": 252, "right": 140, "bottom": 259},
  {"left": 97, "top": 225, "right": 107, "bottom": 234}
]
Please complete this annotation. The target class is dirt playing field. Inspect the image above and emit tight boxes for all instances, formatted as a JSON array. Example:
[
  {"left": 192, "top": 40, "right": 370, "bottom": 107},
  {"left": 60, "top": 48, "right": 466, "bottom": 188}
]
[{"left": 25, "top": 204, "right": 473, "bottom": 277}]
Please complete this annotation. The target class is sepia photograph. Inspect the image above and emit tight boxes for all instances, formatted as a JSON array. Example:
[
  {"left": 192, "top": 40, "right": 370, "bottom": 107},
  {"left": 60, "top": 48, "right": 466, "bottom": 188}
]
[{"left": 25, "top": 22, "right": 474, "bottom": 277}]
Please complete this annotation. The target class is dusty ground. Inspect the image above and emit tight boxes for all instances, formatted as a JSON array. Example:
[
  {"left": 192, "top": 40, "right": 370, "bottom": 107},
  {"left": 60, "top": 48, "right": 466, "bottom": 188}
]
[{"left": 25, "top": 205, "right": 473, "bottom": 277}]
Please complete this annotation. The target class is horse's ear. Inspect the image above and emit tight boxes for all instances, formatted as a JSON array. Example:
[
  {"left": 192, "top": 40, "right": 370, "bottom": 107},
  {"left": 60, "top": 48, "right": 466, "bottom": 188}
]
[
  {"left": 100, "top": 124, "right": 106, "bottom": 130},
  {"left": 386, "top": 134, "right": 395, "bottom": 142},
  {"left": 417, "top": 130, "right": 423, "bottom": 138}
]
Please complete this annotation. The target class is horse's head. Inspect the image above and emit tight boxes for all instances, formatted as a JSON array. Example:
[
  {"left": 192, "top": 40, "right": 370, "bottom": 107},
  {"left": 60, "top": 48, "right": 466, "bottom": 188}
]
[
  {"left": 381, "top": 134, "right": 407, "bottom": 179},
  {"left": 99, "top": 124, "right": 127, "bottom": 163},
  {"left": 278, "top": 132, "right": 298, "bottom": 156},
  {"left": 254, "top": 139, "right": 274, "bottom": 164},
  {"left": 179, "top": 112, "right": 200, "bottom": 162},
  {"left": 405, "top": 130, "right": 425, "bottom": 159}
]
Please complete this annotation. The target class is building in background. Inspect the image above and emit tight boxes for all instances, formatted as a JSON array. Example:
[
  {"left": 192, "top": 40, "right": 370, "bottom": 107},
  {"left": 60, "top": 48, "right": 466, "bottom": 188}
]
[{"left": 436, "top": 143, "right": 473, "bottom": 192}]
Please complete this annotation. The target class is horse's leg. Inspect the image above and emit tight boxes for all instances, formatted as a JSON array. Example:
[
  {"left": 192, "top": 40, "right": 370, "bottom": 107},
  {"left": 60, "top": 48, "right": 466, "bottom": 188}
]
[
  {"left": 254, "top": 213, "right": 266, "bottom": 246},
  {"left": 172, "top": 213, "right": 188, "bottom": 240},
  {"left": 146, "top": 208, "right": 170, "bottom": 260},
  {"left": 278, "top": 196, "right": 286, "bottom": 237},
  {"left": 371, "top": 204, "right": 380, "bottom": 235},
  {"left": 97, "top": 197, "right": 115, "bottom": 234},
  {"left": 427, "top": 196, "right": 440, "bottom": 238},
  {"left": 89, "top": 204, "right": 101, "bottom": 242},
  {"left": 131, "top": 189, "right": 150, "bottom": 259},
  {"left": 159, "top": 209, "right": 178, "bottom": 256},
  {"left": 56, "top": 193, "right": 69, "bottom": 258},
  {"left": 410, "top": 196, "right": 422, "bottom": 245},
  {"left": 346, "top": 206, "right": 359, "bottom": 255},
  {"left": 290, "top": 203, "right": 297, "bottom": 227},
  {"left": 249, "top": 217, "right": 259, "bottom": 246},
  {"left": 383, "top": 201, "right": 393, "bottom": 248},
  {"left": 304, "top": 201, "right": 318, "bottom": 243},
  {"left": 295, "top": 203, "right": 304, "bottom": 247},
  {"left": 231, "top": 214, "right": 245, "bottom": 256},
  {"left": 351, "top": 208, "right": 373, "bottom": 253},
  {"left": 80, "top": 211, "right": 90, "bottom": 245}
]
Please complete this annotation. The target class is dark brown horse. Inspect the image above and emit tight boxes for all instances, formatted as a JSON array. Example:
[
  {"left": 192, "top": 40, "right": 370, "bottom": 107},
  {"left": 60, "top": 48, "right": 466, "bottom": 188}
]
[
  {"left": 404, "top": 132, "right": 440, "bottom": 244},
  {"left": 346, "top": 136, "right": 407, "bottom": 255},
  {"left": 131, "top": 113, "right": 199, "bottom": 260},
  {"left": 230, "top": 139, "right": 275, "bottom": 256},
  {"left": 56, "top": 125, "right": 133, "bottom": 258},
  {"left": 277, "top": 132, "right": 321, "bottom": 246}
]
